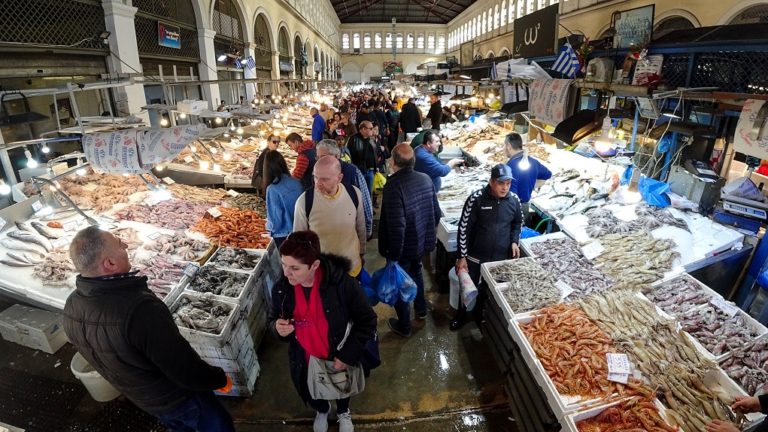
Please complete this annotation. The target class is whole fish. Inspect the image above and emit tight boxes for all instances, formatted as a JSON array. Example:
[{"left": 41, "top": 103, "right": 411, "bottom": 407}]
[
  {"left": 15, "top": 221, "right": 35, "bottom": 233},
  {"left": 30, "top": 221, "right": 60, "bottom": 239},
  {"left": 7, "top": 230, "right": 52, "bottom": 252},
  {"left": 7, "top": 252, "right": 40, "bottom": 265},
  {"left": 0, "top": 259, "right": 35, "bottom": 267},
  {"left": 0, "top": 238, "right": 46, "bottom": 257}
]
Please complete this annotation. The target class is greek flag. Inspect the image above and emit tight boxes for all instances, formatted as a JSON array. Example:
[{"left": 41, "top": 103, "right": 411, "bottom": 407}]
[
  {"left": 246, "top": 56, "right": 256, "bottom": 70},
  {"left": 552, "top": 42, "right": 580, "bottom": 78},
  {"left": 234, "top": 58, "right": 243, "bottom": 69},
  {"left": 490, "top": 62, "right": 498, "bottom": 80}
]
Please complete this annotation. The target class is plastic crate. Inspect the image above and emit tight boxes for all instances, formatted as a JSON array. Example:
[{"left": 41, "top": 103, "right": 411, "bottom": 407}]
[
  {"left": 171, "top": 293, "right": 240, "bottom": 348},
  {"left": 436, "top": 217, "right": 458, "bottom": 252},
  {"left": 205, "top": 247, "right": 267, "bottom": 274},
  {"left": 185, "top": 267, "right": 254, "bottom": 305},
  {"left": 519, "top": 231, "right": 569, "bottom": 258}
]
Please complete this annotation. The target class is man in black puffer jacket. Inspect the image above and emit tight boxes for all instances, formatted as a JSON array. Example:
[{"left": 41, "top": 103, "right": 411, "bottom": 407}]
[
  {"left": 451, "top": 164, "right": 524, "bottom": 331},
  {"left": 379, "top": 144, "right": 441, "bottom": 337},
  {"left": 63, "top": 227, "right": 234, "bottom": 431}
]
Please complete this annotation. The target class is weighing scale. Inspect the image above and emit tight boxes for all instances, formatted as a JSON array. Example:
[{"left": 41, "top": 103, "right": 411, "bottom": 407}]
[{"left": 717, "top": 157, "right": 768, "bottom": 234}]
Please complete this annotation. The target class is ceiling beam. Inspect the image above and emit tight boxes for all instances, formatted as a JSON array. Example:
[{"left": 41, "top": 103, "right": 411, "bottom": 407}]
[
  {"left": 413, "top": 0, "right": 452, "bottom": 22},
  {"left": 337, "top": 0, "right": 387, "bottom": 19}
]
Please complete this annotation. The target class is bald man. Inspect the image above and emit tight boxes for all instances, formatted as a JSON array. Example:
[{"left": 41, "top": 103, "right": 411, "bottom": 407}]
[
  {"left": 294, "top": 155, "right": 366, "bottom": 277},
  {"left": 346, "top": 120, "right": 378, "bottom": 194},
  {"left": 379, "top": 144, "right": 441, "bottom": 337}
]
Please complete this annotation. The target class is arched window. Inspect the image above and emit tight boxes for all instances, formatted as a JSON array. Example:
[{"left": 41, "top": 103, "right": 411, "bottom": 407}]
[
  {"left": 501, "top": 1, "right": 507, "bottom": 25},
  {"left": 481, "top": 12, "right": 487, "bottom": 34},
  {"left": 427, "top": 34, "right": 435, "bottom": 50},
  {"left": 526, "top": 0, "right": 534, "bottom": 14},
  {"left": 500, "top": 48, "right": 510, "bottom": 57},
  {"left": 489, "top": 8, "right": 494, "bottom": 30},
  {"left": 437, "top": 35, "right": 445, "bottom": 54},
  {"left": 385, "top": 33, "right": 392, "bottom": 49},
  {"left": 396, "top": 33, "right": 403, "bottom": 49},
  {"left": 509, "top": 0, "right": 515, "bottom": 22},
  {"left": 416, "top": 34, "right": 424, "bottom": 49},
  {"left": 352, "top": 33, "right": 360, "bottom": 49},
  {"left": 278, "top": 26, "right": 290, "bottom": 56},
  {"left": 374, "top": 33, "right": 382, "bottom": 49},
  {"left": 653, "top": 16, "right": 695, "bottom": 40},
  {"left": 363, "top": 33, "right": 371, "bottom": 49},
  {"left": 494, "top": 5, "right": 500, "bottom": 29},
  {"left": 517, "top": 0, "right": 524, "bottom": 18},
  {"left": 538, "top": 0, "right": 546, "bottom": 9},
  {"left": 475, "top": 16, "right": 480, "bottom": 36},
  {"left": 342, "top": 33, "right": 349, "bottom": 49},
  {"left": 406, "top": 33, "right": 414, "bottom": 49},
  {"left": 488, "top": 51, "right": 495, "bottom": 59}
]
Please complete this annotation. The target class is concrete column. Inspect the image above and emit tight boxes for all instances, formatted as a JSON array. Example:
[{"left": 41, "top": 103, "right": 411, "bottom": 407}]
[
  {"left": 271, "top": 52, "right": 280, "bottom": 80},
  {"left": 197, "top": 29, "right": 221, "bottom": 109},
  {"left": 290, "top": 56, "right": 296, "bottom": 79},
  {"left": 101, "top": 0, "right": 147, "bottom": 121},
  {"left": 244, "top": 43, "right": 257, "bottom": 101}
]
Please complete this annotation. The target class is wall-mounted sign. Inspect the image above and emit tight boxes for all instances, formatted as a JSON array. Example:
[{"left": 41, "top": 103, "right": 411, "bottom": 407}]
[
  {"left": 734, "top": 99, "right": 768, "bottom": 160},
  {"left": 383, "top": 61, "right": 403, "bottom": 75},
  {"left": 158, "top": 21, "right": 181, "bottom": 49},
  {"left": 513, "top": 4, "right": 558, "bottom": 59},
  {"left": 614, "top": 4, "right": 654, "bottom": 49},
  {"left": 460, "top": 41, "right": 474, "bottom": 67},
  {"left": 279, "top": 61, "right": 294, "bottom": 72}
]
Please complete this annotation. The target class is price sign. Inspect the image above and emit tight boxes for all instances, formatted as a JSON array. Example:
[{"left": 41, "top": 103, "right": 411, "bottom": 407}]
[
  {"left": 711, "top": 297, "right": 740, "bottom": 318},
  {"left": 183, "top": 156, "right": 194, "bottom": 163},
  {"left": 145, "top": 197, "right": 160, "bottom": 207},
  {"left": 147, "top": 232, "right": 163, "bottom": 240},
  {"left": 31, "top": 201, "right": 43, "bottom": 212},
  {"left": 226, "top": 189, "right": 240, "bottom": 197},
  {"left": 582, "top": 241, "right": 605, "bottom": 261},
  {"left": 555, "top": 280, "right": 575, "bottom": 299},
  {"left": 52, "top": 238, "right": 69, "bottom": 249},
  {"left": 162, "top": 177, "right": 176, "bottom": 185},
  {"left": 207, "top": 207, "right": 222, "bottom": 218},
  {"left": 183, "top": 262, "right": 200, "bottom": 278},
  {"left": 63, "top": 220, "right": 80, "bottom": 232},
  {"left": 606, "top": 353, "right": 631, "bottom": 383}
]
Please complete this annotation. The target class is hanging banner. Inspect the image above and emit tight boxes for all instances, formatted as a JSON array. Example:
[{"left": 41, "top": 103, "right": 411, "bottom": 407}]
[
  {"left": 460, "top": 41, "right": 475, "bottom": 67},
  {"left": 513, "top": 4, "right": 558, "bottom": 59},
  {"left": 158, "top": 21, "right": 181, "bottom": 49},
  {"left": 529, "top": 79, "right": 572, "bottom": 127},
  {"left": 734, "top": 99, "right": 768, "bottom": 160},
  {"left": 614, "top": 4, "right": 654, "bottom": 49}
]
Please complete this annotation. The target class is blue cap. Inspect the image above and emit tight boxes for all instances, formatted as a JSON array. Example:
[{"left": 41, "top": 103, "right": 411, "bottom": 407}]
[{"left": 491, "top": 164, "right": 513, "bottom": 181}]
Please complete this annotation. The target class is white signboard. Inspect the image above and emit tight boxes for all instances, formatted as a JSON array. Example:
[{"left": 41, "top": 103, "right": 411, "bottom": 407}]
[{"left": 734, "top": 99, "right": 768, "bottom": 160}]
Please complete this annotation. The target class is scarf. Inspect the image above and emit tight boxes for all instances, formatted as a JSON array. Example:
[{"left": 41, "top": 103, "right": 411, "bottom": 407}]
[{"left": 293, "top": 268, "right": 330, "bottom": 362}]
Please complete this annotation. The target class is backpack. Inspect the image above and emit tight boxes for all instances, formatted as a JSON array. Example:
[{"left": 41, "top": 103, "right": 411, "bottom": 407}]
[
  {"left": 300, "top": 147, "right": 317, "bottom": 190},
  {"left": 305, "top": 182, "right": 359, "bottom": 217}
]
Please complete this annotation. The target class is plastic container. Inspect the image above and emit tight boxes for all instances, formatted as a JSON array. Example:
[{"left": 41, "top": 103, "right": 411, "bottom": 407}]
[
  {"left": 171, "top": 293, "right": 240, "bottom": 347},
  {"left": 437, "top": 217, "right": 458, "bottom": 252},
  {"left": 519, "top": 231, "right": 569, "bottom": 258},
  {"left": 70, "top": 352, "right": 121, "bottom": 402}
]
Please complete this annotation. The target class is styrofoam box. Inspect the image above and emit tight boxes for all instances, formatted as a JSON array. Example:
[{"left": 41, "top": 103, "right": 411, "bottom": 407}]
[
  {"left": 519, "top": 231, "right": 569, "bottom": 258},
  {"left": 172, "top": 293, "right": 240, "bottom": 348},
  {"left": 205, "top": 248, "right": 267, "bottom": 274},
  {"left": 438, "top": 200, "right": 465, "bottom": 217},
  {"left": 682, "top": 306, "right": 768, "bottom": 363},
  {"left": 185, "top": 268, "right": 255, "bottom": 306},
  {"left": 511, "top": 314, "right": 608, "bottom": 419},
  {"left": 437, "top": 217, "right": 458, "bottom": 252},
  {"left": 240, "top": 276, "right": 266, "bottom": 319},
  {"left": 646, "top": 273, "right": 716, "bottom": 317},
  {"left": 561, "top": 399, "right": 677, "bottom": 432},
  {"left": 0, "top": 304, "right": 68, "bottom": 354}
]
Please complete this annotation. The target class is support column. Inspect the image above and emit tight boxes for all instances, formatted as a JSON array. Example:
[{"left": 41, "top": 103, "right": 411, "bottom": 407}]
[
  {"left": 102, "top": 0, "right": 147, "bottom": 121},
  {"left": 197, "top": 29, "right": 221, "bottom": 110},
  {"left": 244, "top": 43, "right": 257, "bottom": 102},
  {"left": 290, "top": 56, "right": 296, "bottom": 79},
  {"left": 271, "top": 51, "right": 280, "bottom": 95}
]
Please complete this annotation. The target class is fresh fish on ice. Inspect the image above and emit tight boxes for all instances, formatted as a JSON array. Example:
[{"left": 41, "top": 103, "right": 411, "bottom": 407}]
[
  {"left": 15, "top": 221, "right": 35, "bottom": 233},
  {"left": 7, "top": 230, "right": 52, "bottom": 252},
  {"left": 30, "top": 221, "right": 61, "bottom": 239},
  {"left": 0, "top": 258, "right": 36, "bottom": 267},
  {"left": 0, "top": 239, "right": 46, "bottom": 257}
]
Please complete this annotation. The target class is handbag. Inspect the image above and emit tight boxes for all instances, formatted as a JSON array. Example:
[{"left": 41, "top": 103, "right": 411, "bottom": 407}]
[{"left": 307, "top": 356, "right": 365, "bottom": 400}]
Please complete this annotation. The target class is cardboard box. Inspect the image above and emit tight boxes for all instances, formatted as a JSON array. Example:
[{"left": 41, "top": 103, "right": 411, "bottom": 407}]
[{"left": 0, "top": 304, "right": 68, "bottom": 354}]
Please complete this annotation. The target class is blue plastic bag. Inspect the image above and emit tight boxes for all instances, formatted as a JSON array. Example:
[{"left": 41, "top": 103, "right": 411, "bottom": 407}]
[
  {"left": 620, "top": 165, "right": 633, "bottom": 186},
  {"left": 520, "top": 227, "right": 541, "bottom": 239},
  {"left": 371, "top": 261, "right": 417, "bottom": 306},
  {"left": 638, "top": 176, "right": 671, "bottom": 208},
  {"left": 359, "top": 268, "right": 379, "bottom": 306}
]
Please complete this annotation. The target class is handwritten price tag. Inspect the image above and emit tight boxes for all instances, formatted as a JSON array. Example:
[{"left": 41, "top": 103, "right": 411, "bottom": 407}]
[
  {"left": 162, "top": 177, "right": 176, "bottom": 185},
  {"left": 606, "top": 353, "right": 631, "bottom": 384},
  {"left": 31, "top": 201, "right": 43, "bottom": 212},
  {"left": 63, "top": 220, "right": 80, "bottom": 232},
  {"left": 207, "top": 207, "right": 222, "bottom": 218},
  {"left": 582, "top": 241, "right": 605, "bottom": 260},
  {"left": 183, "top": 262, "right": 200, "bottom": 278},
  {"left": 52, "top": 238, "right": 69, "bottom": 249},
  {"left": 147, "top": 232, "right": 162, "bottom": 240},
  {"left": 555, "top": 280, "right": 575, "bottom": 299},
  {"left": 226, "top": 189, "right": 240, "bottom": 197},
  {"left": 710, "top": 297, "right": 740, "bottom": 318}
]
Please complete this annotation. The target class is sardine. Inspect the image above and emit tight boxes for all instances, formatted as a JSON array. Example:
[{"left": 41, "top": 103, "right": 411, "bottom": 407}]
[
  {"left": 0, "top": 259, "right": 35, "bottom": 267},
  {"left": 7, "top": 230, "right": 52, "bottom": 252},
  {"left": 30, "top": 221, "right": 60, "bottom": 239},
  {"left": 0, "top": 238, "right": 46, "bottom": 257}
]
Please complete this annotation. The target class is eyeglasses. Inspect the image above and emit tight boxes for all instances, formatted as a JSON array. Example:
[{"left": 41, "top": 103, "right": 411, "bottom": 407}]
[{"left": 271, "top": 140, "right": 280, "bottom": 144}]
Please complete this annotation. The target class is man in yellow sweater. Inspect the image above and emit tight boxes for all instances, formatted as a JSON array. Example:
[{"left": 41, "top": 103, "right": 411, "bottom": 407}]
[{"left": 293, "top": 156, "right": 367, "bottom": 276}]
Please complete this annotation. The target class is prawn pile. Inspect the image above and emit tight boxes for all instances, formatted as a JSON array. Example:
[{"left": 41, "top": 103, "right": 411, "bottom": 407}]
[
  {"left": 576, "top": 396, "right": 676, "bottom": 432},
  {"left": 192, "top": 207, "right": 270, "bottom": 249}
]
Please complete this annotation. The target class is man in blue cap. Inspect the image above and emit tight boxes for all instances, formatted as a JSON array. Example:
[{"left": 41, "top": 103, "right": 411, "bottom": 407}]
[
  {"left": 451, "top": 163, "right": 524, "bottom": 331},
  {"left": 504, "top": 133, "right": 551, "bottom": 222}
]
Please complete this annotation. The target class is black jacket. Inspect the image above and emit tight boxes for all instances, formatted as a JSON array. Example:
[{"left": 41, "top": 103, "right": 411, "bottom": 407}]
[
  {"left": 251, "top": 150, "right": 269, "bottom": 193},
  {"left": 426, "top": 101, "right": 443, "bottom": 131},
  {"left": 268, "top": 254, "right": 377, "bottom": 402},
  {"left": 346, "top": 133, "right": 377, "bottom": 172},
  {"left": 399, "top": 102, "right": 422, "bottom": 133},
  {"left": 63, "top": 274, "right": 226, "bottom": 416},
  {"left": 378, "top": 167, "right": 440, "bottom": 261},
  {"left": 457, "top": 185, "right": 524, "bottom": 263}
]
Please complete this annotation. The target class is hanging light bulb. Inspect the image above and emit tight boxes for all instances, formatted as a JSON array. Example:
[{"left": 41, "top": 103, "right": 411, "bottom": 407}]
[
  {"left": 236, "top": 127, "right": 244, "bottom": 135},
  {"left": 179, "top": 112, "right": 187, "bottom": 119},
  {"left": 156, "top": 165, "right": 164, "bottom": 172},
  {"left": 215, "top": 117, "right": 223, "bottom": 124},
  {"left": 24, "top": 149, "right": 38, "bottom": 169},
  {"left": 0, "top": 180, "right": 10, "bottom": 195},
  {"left": 519, "top": 149, "right": 531, "bottom": 171},
  {"left": 160, "top": 118, "right": 169, "bottom": 127},
  {"left": 199, "top": 160, "right": 210, "bottom": 170},
  {"left": 223, "top": 132, "right": 230, "bottom": 138},
  {"left": 213, "top": 164, "right": 221, "bottom": 172},
  {"left": 210, "top": 147, "right": 218, "bottom": 155},
  {"left": 229, "top": 125, "right": 236, "bottom": 132},
  {"left": 75, "top": 167, "right": 87, "bottom": 176},
  {"left": 190, "top": 144, "right": 197, "bottom": 153},
  {"left": 41, "top": 144, "right": 50, "bottom": 154},
  {"left": 223, "top": 151, "right": 233, "bottom": 161}
]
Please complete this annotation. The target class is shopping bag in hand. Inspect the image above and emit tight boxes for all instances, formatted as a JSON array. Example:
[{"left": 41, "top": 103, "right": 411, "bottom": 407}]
[
  {"left": 359, "top": 268, "right": 379, "bottom": 306},
  {"left": 371, "top": 261, "right": 417, "bottom": 306},
  {"left": 373, "top": 172, "right": 387, "bottom": 193}
]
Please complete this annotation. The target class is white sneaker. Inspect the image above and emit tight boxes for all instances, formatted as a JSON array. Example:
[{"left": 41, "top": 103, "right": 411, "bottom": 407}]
[
  {"left": 338, "top": 411, "right": 354, "bottom": 432},
  {"left": 313, "top": 411, "right": 328, "bottom": 432}
]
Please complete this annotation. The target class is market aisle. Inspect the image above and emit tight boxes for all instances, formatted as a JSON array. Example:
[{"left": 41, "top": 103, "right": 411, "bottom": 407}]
[{"left": 224, "top": 236, "right": 516, "bottom": 431}]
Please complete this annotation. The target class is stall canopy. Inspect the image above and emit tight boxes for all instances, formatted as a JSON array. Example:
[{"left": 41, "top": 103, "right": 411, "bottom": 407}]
[{"left": 493, "top": 58, "right": 552, "bottom": 81}]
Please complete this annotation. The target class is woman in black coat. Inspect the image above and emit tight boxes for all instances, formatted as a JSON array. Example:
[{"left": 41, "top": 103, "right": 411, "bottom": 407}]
[{"left": 269, "top": 231, "right": 377, "bottom": 432}]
